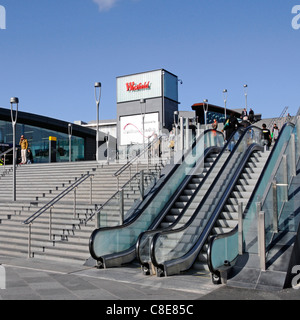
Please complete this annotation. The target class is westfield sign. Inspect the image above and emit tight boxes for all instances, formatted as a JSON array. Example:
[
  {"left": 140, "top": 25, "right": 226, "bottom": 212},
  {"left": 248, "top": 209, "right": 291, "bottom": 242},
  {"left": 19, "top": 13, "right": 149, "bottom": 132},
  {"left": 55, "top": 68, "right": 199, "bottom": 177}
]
[{"left": 126, "top": 81, "right": 150, "bottom": 92}]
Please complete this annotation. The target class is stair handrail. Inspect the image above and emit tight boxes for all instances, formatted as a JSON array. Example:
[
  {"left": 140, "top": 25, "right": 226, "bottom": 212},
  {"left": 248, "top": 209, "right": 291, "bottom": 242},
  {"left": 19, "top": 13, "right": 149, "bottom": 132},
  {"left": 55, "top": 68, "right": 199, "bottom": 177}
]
[
  {"left": 22, "top": 171, "right": 94, "bottom": 226},
  {"left": 0, "top": 147, "right": 14, "bottom": 159},
  {"left": 114, "top": 135, "right": 163, "bottom": 179},
  {"left": 267, "top": 106, "right": 289, "bottom": 130},
  {"left": 84, "top": 169, "right": 158, "bottom": 226},
  {"left": 0, "top": 147, "right": 18, "bottom": 169}
]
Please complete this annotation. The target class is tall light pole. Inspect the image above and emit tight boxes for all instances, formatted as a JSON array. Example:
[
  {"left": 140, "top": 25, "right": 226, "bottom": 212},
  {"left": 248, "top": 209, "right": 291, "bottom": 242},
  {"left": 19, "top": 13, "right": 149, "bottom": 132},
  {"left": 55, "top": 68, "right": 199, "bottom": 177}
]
[
  {"left": 140, "top": 99, "right": 146, "bottom": 154},
  {"left": 68, "top": 123, "right": 72, "bottom": 162},
  {"left": 223, "top": 89, "right": 228, "bottom": 122},
  {"left": 10, "top": 97, "right": 19, "bottom": 202},
  {"left": 94, "top": 82, "right": 101, "bottom": 162},
  {"left": 203, "top": 99, "right": 209, "bottom": 129},
  {"left": 174, "top": 110, "right": 179, "bottom": 151},
  {"left": 243, "top": 84, "right": 248, "bottom": 113}
]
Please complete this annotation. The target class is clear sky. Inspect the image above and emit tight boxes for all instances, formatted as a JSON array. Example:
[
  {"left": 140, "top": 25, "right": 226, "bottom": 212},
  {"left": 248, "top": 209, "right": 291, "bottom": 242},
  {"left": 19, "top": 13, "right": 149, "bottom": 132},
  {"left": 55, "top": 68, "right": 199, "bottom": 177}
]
[{"left": 0, "top": 0, "right": 299, "bottom": 123}]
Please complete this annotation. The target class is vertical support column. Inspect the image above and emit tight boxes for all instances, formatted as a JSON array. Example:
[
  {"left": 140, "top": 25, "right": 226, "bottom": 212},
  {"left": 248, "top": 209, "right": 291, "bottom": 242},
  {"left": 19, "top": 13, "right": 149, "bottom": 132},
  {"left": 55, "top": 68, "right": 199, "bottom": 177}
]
[
  {"left": 74, "top": 187, "right": 77, "bottom": 218},
  {"left": 185, "top": 117, "right": 190, "bottom": 150},
  {"left": 140, "top": 170, "right": 144, "bottom": 200},
  {"left": 119, "top": 188, "right": 124, "bottom": 225},
  {"left": 28, "top": 223, "right": 32, "bottom": 259},
  {"left": 258, "top": 211, "right": 266, "bottom": 271},
  {"left": 290, "top": 134, "right": 297, "bottom": 177},
  {"left": 49, "top": 206, "right": 53, "bottom": 241},
  {"left": 238, "top": 202, "right": 244, "bottom": 255},
  {"left": 256, "top": 202, "right": 261, "bottom": 256},
  {"left": 272, "top": 179, "right": 278, "bottom": 234},
  {"left": 282, "top": 154, "right": 288, "bottom": 201},
  {"left": 96, "top": 210, "right": 100, "bottom": 229},
  {"left": 90, "top": 176, "right": 93, "bottom": 204},
  {"left": 180, "top": 117, "right": 184, "bottom": 152}
]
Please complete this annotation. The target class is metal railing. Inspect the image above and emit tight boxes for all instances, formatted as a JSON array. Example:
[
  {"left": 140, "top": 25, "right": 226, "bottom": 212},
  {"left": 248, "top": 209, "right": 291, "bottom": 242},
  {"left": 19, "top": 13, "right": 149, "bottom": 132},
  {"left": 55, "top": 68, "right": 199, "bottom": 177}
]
[
  {"left": 114, "top": 135, "right": 165, "bottom": 189},
  {"left": 85, "top": 169, "right": 159, "bottom": 228},
  {"left": 0, "top": 147, "right": 15, "bottom": 169},
  {"left": 22, "top": 171, "right": 94, "bottom": 258}
]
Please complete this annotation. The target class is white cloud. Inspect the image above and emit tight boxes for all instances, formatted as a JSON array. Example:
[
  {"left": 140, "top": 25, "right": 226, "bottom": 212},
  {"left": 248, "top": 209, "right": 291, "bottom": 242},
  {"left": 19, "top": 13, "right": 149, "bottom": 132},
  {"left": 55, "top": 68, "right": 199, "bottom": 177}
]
[{"left": 92, "top": 0, "right": 119, "bottom": 11}]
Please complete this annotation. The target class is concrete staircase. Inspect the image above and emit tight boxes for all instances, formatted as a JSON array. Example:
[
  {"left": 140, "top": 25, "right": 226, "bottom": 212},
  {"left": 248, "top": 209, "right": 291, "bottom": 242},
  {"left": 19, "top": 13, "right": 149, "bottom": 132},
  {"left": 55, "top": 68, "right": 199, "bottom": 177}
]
[{"left": 0, "top": 159, "right": 165, "bottom": 265}]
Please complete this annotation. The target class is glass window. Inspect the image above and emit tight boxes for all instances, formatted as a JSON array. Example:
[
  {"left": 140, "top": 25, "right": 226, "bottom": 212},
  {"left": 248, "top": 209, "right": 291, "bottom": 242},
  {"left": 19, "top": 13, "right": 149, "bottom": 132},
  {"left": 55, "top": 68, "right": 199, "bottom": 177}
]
[{"left": 0, "top": 119, "right": 84, "bottom": 163}]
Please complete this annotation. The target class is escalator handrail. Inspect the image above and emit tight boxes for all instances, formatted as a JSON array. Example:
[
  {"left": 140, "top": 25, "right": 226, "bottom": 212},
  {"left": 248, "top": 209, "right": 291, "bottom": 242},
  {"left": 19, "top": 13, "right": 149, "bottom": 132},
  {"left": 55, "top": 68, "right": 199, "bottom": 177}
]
[
  {"left": 89, "top": 129, "right": 221, "bottom": 261},
  {"left": 135, "top": 146, "right": 223, "bottom": 267},
  {"left": 154, "top": 142, "right": 264, "bottom": 275},
  {"left": 206, "top": 121, "right": 296, "bottom": 276},
  {"left": 135, "top": 128, "right": 245, "bottom": 267},
  {"left": 150, "top": 125, "right": 264, "bottom": 272}
]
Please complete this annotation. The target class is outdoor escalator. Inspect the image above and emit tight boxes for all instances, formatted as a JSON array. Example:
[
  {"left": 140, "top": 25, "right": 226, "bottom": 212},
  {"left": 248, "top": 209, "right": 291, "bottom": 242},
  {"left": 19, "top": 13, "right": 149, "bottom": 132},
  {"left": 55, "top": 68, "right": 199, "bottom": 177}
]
[
  {"left": 89, "top": 129, "right": 225, "bottom": 268},
  {"left": 146, "top": 125, "right": 268, "bottom": 277},
  {"left": 207, "top": 116, "right": 300, "bottom": 288},
  {"left": 136, "top": 128, "right": 247, "bottom": 275}
]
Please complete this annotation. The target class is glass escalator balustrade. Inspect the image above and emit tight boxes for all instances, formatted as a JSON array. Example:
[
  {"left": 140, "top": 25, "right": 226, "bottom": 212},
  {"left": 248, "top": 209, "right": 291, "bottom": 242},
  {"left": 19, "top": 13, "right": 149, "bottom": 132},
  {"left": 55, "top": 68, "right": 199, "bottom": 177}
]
[
  {"left": 151, "top": 126, "right": 264, "bottom": 271},
  {"left": 90, "top": 130, "right": 225, "bottom": 260},
  {"left": 209, "top": 116, "right": 300, "bottom": 275}
]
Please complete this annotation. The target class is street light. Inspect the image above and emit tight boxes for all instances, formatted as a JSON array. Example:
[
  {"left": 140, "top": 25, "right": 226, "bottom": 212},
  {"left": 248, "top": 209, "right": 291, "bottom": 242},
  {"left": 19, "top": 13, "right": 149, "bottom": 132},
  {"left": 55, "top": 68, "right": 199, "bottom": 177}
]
[
  {"left": 94, "top": 82, "right": 101, "bottom": 162},
  {"left": 203, "top": 99, "right": 209, "bottom": 129},
  {"left": 68, "top": 123, "right": 72, "bottom": 162},
  {"left": 140, "top": 99, "right": 146, "bottom": 154},
  {"left": 10, "top": 97, "right": 19, "bottom": 202},
  {"left": 174, "top": 111, "right": 179, "bottom": 151},
  {"left": 223, "top": 89, "right": 228, "bottom": 122},
  {"left": 243, "top": 84, "right": 248, "bottom": 113}
]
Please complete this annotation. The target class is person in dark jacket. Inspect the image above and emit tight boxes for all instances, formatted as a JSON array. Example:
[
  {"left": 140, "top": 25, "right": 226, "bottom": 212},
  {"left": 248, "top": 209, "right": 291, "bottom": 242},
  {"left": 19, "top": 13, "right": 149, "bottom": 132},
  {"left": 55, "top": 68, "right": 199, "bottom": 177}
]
[
  {"left": 223, "top": 112, "right": 239, "bottom": 141},
  {"left": 262, "top": 124, "right": 272, "bottom": 150},
  {"left": 27, "top": 149, "right": 34, "bottom": 164}
]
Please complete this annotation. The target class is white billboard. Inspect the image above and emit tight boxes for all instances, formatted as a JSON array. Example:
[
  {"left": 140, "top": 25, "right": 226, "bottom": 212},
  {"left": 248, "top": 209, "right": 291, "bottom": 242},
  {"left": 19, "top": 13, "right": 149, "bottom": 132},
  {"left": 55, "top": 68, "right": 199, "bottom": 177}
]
[{"left": 120, "top": 112, "right": 159, "bottom": 146}]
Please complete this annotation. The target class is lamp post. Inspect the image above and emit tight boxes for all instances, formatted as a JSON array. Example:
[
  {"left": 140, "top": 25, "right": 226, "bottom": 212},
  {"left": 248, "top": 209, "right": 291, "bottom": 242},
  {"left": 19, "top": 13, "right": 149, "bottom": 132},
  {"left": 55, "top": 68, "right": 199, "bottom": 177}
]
[
  {"left": 174, "top": 111, "right": 179, "bottom": 151},
  {"left": 223, "top": 89, "right": 228, "bottom": 122},
  {"left": 140, "top": 99, "right": 146, "bottom": 155},
  {"left": 94, "top": 82, "right": 101, "bottom": 162},
  {"left": 68, "top": 123, "right": 72, "bottom": 162},
  {"left": 10, "top": 97, "right": 19, "bottom": 202},
  {"left": 203, "top": 99, "right": 209, "bottom": 129},
  {"left": 243, "top": 84, "right": 248, "bottom": 113}
]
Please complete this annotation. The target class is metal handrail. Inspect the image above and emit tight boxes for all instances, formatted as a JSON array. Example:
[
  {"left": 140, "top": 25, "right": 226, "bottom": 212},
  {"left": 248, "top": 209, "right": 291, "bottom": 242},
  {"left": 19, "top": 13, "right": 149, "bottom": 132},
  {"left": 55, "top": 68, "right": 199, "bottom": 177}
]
[
  {"left": 114, "top": 135, "right": 162, "bottom": 178},
  {"left": 0, "top": 147, "right": 15, "bottom": 158},
  {"left": 23, "top": 172, "right": 94, "bottom": 226},
  {"left": 85, "top": 169, "right": 158, "bottom": 226}
]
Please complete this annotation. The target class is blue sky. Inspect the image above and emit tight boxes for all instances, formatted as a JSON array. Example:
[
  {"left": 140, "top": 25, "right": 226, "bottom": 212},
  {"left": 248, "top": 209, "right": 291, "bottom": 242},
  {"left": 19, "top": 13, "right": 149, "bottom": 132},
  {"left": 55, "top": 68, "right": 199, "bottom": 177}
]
[{"left": 0, "top": 0, "right": 299, "bottom": 123}]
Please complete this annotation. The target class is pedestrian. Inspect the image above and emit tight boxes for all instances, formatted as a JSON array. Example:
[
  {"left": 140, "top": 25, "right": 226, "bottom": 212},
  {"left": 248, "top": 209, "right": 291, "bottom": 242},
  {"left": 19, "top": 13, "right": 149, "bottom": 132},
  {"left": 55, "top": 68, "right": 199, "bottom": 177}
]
[
  {"left": 241, "top": 108, "right": 248, "bottom": 120},
  {"left": 262, "top": 124, "right": 272, "bottom": 150},
  {"left": 152, "top": 134, "right": 160, "bottom": 157},
  {"left": 169, "top": 128, "right": 175, "bottom": 150},
  {"left": 272, "top": 124, "right": 280, "bottom": 142},
  {"left": 27, "top": 148, "right": 34, "bottom": 164},
  {"left": 0, "top": 157, "right": 4, "bottom": 166},
  {"left": 19, "top": 135, "right": 28, "bottom": 164},
  {"left": 249, "top": 108, "right": 255, "bottom": 123},
  {"left": 223, "top": 112, "right": 239, "bottom": 142},
  {"left": 211, "top": 119, "right": 218, "bottom": 131}
]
